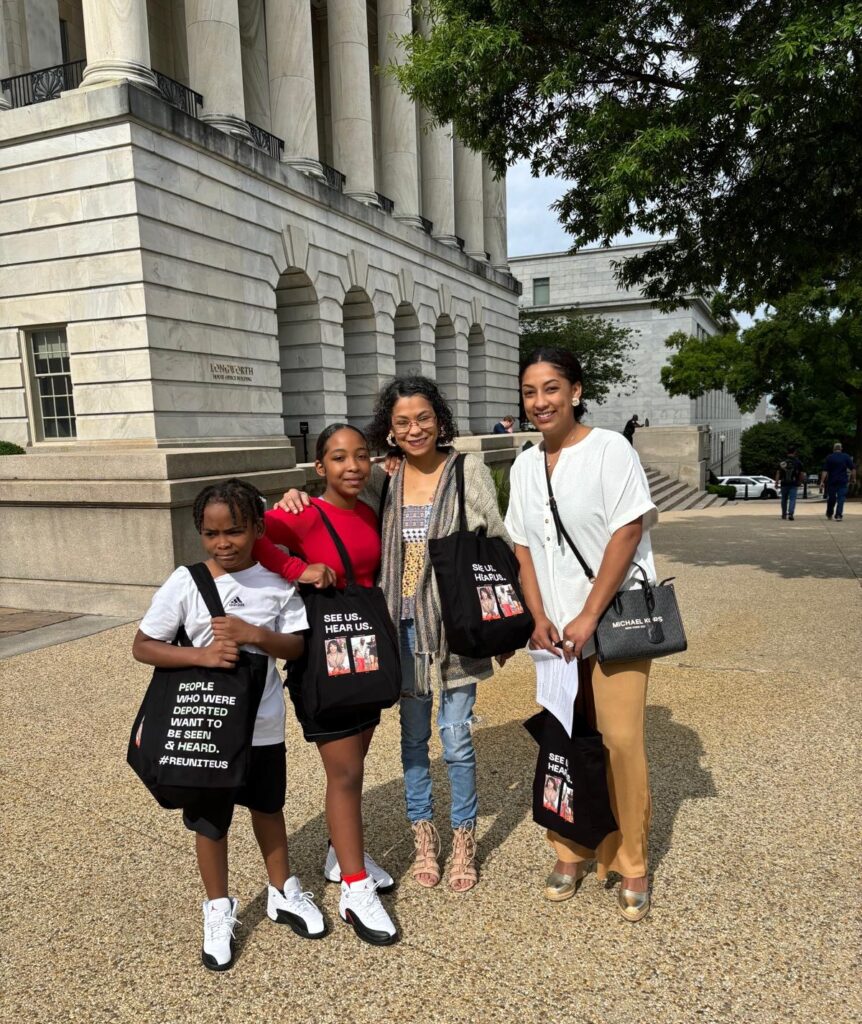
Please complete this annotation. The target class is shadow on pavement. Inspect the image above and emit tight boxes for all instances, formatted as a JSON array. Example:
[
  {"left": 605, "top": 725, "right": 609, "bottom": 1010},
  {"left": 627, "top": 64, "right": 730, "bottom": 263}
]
[{"left": 654, "top": 514, "right": 861, "bottom": 580}]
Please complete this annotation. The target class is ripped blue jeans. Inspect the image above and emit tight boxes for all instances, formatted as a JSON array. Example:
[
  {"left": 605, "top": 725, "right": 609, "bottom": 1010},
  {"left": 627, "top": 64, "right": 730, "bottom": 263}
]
[{"left": 399, "top": 620, "right": 478, "bottom": 829}]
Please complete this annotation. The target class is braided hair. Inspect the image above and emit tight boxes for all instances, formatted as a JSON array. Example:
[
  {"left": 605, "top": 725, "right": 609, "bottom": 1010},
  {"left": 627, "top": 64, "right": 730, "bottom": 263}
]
[{"left": 192, "top": 477, "right": 266, "bottom": 532}]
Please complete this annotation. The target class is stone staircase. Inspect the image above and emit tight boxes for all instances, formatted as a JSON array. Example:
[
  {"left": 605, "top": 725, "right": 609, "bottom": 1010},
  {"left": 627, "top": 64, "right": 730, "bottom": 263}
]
[{"left": 644, "top": 467, "right": 725, "bottom": 513}]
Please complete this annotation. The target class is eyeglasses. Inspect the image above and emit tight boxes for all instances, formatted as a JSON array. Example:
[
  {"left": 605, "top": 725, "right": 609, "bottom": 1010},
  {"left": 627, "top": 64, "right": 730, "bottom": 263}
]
[{"left": 392, "top": 412, "right": 437, "bottom": 434}]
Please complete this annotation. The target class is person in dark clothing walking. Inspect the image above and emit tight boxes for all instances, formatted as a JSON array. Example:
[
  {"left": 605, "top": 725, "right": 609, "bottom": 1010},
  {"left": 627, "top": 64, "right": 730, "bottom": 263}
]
[
  {"left": 623, "top": 415, "right": 640, "bottom": 445},
  {"left": 820, "top": 442, "right": 856, "bottom": 521},
  {"left": 775, "top": 446, "right": 804, "bottom": 520}
]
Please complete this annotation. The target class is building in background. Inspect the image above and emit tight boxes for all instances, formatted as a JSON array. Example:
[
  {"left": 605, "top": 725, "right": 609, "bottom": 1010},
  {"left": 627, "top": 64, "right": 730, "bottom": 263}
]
[
  {"left": 0, "top": 0, "right": 519, "bottom": 615},
  {"left": 510, "top": 243, "right": 767, "bottom": 474}
]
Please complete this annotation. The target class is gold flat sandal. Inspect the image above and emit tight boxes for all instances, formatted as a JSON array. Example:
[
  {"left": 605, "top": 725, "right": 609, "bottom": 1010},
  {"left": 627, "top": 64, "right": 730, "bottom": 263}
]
[
  {"left": 544, "top": 863, "right": 586, "bottom": 902},
  {"left": 617, "top": 885, "right": 650, "bottom": 922}
]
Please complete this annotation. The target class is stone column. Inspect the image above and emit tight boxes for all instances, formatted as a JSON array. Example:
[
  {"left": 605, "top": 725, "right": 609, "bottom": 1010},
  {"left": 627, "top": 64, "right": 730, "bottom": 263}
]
[
  {"left": 185, "top": 0, "right": 251, "bottom": 141},
  {"left": 328, "top": 0, "right": 378, "bottom": 206},
  {"left": 483, "top": 159, "right": 508, "bottom": 269},
  {"left": 80, "top": 0, "right": 157, "bottom": 90},
  {"left": 266, "top": 0, "right": 325, "bottom": 178},
  {"left": 239, "top": 0, "right": 271, "bottom": 131},
  {"left": 378, "top": 0, "right": 422, "bottom": 228},
  {"left": 454, "top": 138, "right": 486, "bottom": 260}
]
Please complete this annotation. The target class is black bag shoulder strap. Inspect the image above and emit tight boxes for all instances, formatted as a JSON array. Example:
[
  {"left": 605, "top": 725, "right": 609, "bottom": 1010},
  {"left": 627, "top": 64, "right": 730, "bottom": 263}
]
[
  {"left": 454, "top": 453, "right": 468, "bottom": 533},
  {"left": 378, "top": 469, "right": 391, "bottom": 535},
  {"left": 312, "top": 502, "right": 356, "bottom": 587},
  {"left": 543, "top": 452, "right": 596, "bottom": 582},
  {"left": 185, "top": 562, "right": 228, "bottom": 618}
]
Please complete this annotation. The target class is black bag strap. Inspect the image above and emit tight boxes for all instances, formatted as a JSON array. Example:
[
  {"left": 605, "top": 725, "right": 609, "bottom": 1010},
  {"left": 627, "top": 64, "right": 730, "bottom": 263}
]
[
  {"left": 378, "top": 469, "right": 391, "bottom": 536},
  {"left": 543, "top": 451, "right": 596, "bottom": 582},
  {"left": 186, "top": 562, "right": 227, "bottom": 617},
  {"left": 543, "top": 452, "right": 651, "bottom": 592},
  {"left": 454, "top": 452, "right": 468, "bottom": 533},
  {"left": 312, "top": 502, "right": 356, "bottom": 587}
]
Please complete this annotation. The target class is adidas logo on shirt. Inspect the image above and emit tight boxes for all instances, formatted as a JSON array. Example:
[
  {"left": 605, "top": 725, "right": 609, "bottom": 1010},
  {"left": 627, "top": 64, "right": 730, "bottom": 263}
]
[{"left": 226, "top": 596, "right": 245, "bottom": 608}]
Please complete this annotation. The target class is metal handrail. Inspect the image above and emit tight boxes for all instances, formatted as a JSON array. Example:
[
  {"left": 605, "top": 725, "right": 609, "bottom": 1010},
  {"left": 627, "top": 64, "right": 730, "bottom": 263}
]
[
  {"left": 420, "top": 216, "right": 433, "bottom": 235},
  {"left": 320, "top": 162, "right": 346, "bottom": 191},
  {"left": 1, "top": 59, "right": 85, "bottom": 108},
  {"left": 153, "top": 70, "right": 202, "bottom": 117},
  {"left": 246, "top": 121, "right": 285, "bottom": 159},
  {"left": 455, "top": 236, "right": 466, "bottom": 251},
  {"left": 375, "top": 192, "right": 395, "bottom": 214}
]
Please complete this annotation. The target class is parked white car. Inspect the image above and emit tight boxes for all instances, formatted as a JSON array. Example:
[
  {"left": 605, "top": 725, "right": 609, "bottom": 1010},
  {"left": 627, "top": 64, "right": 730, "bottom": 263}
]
[{"left": 718, "top": 475, "right": 779, "bottom": 499}]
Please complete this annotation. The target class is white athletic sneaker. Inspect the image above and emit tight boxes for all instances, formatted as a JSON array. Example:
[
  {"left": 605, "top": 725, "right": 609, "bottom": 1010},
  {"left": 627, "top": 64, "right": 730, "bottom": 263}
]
[
  {"left": 339, "top": 877, "right": 398, "bottom": 946},
  {"left": 201, "top": 897, "right": 239, "bottom": 972},
  {"left": 323, "top": 843, "right": 395, "bottom": 893},
  {"left": 266, "top": 876, "right": 326, "bottom": 939}
]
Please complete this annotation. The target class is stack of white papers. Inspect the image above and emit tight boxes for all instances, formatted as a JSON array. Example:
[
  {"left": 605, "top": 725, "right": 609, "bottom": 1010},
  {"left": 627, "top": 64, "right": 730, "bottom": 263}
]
[{"left": 529, "top": 648, "right": 580, "bottom": 737}]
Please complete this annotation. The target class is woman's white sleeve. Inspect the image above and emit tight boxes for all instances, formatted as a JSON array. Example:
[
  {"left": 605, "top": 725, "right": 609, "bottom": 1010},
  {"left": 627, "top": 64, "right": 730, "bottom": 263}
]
[
  {"left": 504, "top": 460, "right": 528, "bottom": 546},
  {"left": 602, "top": 438, "right": 658, "bottom": 535}
]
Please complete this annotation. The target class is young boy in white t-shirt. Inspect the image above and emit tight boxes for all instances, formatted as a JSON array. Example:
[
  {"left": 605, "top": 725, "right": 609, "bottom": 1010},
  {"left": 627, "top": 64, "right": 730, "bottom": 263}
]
[{"left": 133, "top": 478, "right": 323, "bottom": 972}]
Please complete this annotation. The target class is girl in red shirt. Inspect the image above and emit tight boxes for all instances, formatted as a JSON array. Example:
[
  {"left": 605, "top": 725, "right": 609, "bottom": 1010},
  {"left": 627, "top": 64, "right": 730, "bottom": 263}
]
[{"left": 254, "top": 424, "right": 397, "bottom": 945}]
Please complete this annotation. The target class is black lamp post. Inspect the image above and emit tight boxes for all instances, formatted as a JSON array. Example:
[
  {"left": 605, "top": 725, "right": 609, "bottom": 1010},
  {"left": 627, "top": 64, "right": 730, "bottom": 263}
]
[{"left": 719, "top": 433, "right": 726, "bottom": 476}]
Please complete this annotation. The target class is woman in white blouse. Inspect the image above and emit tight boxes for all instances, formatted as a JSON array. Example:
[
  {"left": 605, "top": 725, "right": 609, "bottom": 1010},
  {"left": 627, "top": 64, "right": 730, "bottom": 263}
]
[{"left": 505, "top": 347, "right": 658, "bottom": 922}]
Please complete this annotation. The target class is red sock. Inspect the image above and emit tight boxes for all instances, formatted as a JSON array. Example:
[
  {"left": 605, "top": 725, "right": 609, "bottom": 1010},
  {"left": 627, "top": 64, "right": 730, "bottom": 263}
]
[{"left": 342, "top": 870, "right": 368, "bottom": 886}]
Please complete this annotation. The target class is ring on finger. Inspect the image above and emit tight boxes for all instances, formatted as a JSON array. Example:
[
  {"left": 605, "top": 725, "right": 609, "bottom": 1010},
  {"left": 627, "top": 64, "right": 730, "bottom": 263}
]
[{"left": 564, "top": 640, "right": 575, "bottom": 650}]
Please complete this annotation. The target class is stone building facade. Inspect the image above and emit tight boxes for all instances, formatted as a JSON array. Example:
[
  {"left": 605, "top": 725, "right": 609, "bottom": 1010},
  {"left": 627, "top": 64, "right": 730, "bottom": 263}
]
[
  {"left": 0, "top": 0, "right": 518, "bottom": 453},
  {"left": 0, "top": 0, "right": 519, "bottom": 615},
  {"left": 510, "top": 244, "right": 767, "bottom": 475}
]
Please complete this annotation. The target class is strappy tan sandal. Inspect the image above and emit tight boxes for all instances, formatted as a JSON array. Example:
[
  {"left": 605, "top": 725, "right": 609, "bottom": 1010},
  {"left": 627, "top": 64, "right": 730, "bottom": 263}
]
[
  {"left": 411, "top": 820, "right": 441, "bottom": 888},
  {"left": 448, "top": 823, "right": 478, "bottom": 893}
]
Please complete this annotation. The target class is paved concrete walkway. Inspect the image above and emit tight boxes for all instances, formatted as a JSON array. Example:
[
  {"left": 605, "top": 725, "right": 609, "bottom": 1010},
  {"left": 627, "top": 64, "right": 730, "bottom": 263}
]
[{"left": 2, "top": 503, "right": 860, "bottom": 1024}]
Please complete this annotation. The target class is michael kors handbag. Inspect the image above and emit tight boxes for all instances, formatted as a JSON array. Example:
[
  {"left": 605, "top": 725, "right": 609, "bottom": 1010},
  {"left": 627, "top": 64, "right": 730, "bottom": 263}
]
[{"left": 544, "top": 454, "right": 687, "bottom": 664}]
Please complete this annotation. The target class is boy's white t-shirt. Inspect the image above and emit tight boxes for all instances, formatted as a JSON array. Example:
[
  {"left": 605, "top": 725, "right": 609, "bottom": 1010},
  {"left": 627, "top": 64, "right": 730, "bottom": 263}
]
[
  {"left": 139, "top": 563, "right": 307, "bottom": 746},
  {"left": 505, "top": 428, "right": 658, "bottom": 633}
]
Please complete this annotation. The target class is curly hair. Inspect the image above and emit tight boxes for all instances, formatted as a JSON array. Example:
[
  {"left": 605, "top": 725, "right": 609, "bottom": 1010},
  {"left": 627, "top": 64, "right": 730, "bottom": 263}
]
[
  {"left": 519, "top": 347, "right": 587, "bottom": 422},
  {"left": 365, "top": 375, "right": 458, "bottom": 449},
  {"left": 192, "top": 477, "right": 265, "bottom": 533}
]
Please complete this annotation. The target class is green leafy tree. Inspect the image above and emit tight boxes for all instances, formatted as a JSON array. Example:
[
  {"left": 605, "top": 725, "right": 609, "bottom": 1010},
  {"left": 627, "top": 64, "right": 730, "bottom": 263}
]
[
  {"left": 739, "top": 422, "right": 810, "bottom": 477},
  {"left": 661, "top": 282, "right": 862, "bottom": 462},
  {"left": 520, "top": 310, "right": 637, "bottom": 407},
  {"left": 393, "top": 1, "right": 862, "bottom": 310}
]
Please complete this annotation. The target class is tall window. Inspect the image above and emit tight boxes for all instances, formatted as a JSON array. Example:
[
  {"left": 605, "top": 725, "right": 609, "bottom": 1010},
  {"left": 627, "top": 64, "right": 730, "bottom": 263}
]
[
  {"left": 29, "top": 329, "right": 77, "bottom": 439},
  {"left": 532, "top": 277, "right": 550, "bottom": 306}
]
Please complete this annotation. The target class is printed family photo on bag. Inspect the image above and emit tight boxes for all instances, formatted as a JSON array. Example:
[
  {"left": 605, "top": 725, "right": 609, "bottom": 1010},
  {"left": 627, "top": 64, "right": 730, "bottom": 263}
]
[
  {"left": 543, "top": 773, "right": 562, "bottom": 812},
  {"left": 559, "top": 782, "right": 574, "bottom": 823},
  {"left": 325, "top": 637, "right": 350, "bottom": 676},
  {"left": 350, "top": 635, "right": 378, "bottom": 674},
  {"left": 477, "top": 585, "right": 501, "bottom": 621},
  {"left": 494, "top": 583, "right": 524, "bottom": 618}
]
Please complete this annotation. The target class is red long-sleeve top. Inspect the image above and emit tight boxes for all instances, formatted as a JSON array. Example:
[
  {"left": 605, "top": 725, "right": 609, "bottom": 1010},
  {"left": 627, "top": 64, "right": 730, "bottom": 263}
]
[{"left": 254, "top": 498, "right": 381, "bottom": 588}]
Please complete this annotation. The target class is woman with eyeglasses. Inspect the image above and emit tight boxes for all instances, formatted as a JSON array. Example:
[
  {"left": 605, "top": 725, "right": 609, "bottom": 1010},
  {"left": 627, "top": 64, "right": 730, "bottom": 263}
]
[{"left": 277, "top": 376, "right": 511, "bottom": 893}]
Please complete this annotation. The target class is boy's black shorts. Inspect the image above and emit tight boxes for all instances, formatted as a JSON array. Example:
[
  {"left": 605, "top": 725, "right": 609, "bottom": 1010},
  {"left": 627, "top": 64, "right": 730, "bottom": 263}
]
[{"left": 182, "top": 742, "right": 286, "bottom": 841}]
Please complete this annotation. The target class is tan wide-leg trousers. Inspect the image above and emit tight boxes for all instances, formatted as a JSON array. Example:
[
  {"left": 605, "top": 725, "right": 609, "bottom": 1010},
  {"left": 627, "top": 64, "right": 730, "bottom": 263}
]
[{"left": 548, "top": 656, "right": 652, "bottom": 879}]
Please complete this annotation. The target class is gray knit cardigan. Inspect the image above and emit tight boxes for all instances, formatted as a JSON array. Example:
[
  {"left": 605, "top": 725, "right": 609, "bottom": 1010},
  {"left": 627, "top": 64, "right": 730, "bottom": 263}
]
[{"left": 362, "top": 452, "right": 511, "bottom": 694}]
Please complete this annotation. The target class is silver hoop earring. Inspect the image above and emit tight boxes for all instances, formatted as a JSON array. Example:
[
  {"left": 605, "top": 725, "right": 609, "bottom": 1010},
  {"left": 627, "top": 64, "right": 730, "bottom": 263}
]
[{"left": 386, "top": 431, "right": 397, "bottom": 448}]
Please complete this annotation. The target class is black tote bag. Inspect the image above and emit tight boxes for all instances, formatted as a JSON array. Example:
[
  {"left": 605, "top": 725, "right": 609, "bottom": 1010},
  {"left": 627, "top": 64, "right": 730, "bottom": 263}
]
[
  {"left": 127, "top": 562, "right": 267, "bottom": 808},
  {"left": 523, "top": 664, "right": 617, "bottom": 847},
  {"left": 291, "top": 504, "right": 400, "bottom": 719},
  {"left": 544, "top": 453, "right": 687, "bottom": 664},
  {"left": 427, "top": 455, "right": 534, "bottom": 659}
]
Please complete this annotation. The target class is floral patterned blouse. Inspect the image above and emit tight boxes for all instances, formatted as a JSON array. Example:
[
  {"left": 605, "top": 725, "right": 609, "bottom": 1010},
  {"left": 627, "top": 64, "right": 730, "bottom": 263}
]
[{"left": 401, "top": 503, "right": 433, "bottom": 620}]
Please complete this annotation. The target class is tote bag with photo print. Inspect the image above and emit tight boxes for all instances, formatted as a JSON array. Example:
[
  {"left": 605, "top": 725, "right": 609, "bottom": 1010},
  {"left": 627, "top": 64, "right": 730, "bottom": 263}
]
[
  {"left": 290, "top": 504, "right": 400, "bottom": 719},
  {"left": 127, "top": 562, "right": 267, "bottom": 808},
  {"left": 427, "top": 455, "right": 534, "bottom": 659},
  {"left": 523, "top": 662, "right": 617, "bottom": 847}
]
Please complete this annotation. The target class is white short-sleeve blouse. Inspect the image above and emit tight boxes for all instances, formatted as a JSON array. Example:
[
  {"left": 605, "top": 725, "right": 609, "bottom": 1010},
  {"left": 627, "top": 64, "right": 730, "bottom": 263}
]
[{"left": 505, "top": 428, "right": 658, "bottom": 632}]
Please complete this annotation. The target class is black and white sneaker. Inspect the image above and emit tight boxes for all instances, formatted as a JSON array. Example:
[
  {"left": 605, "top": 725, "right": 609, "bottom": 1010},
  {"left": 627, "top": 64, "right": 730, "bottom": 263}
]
[
  {"left": 339, "top": 877, "right": 398, "bottom": 946},
  {"left": 267, "top": 876, "right": 326, "bottom": 938},
  {"left": 323, "top": 843, "right": 395, "bottom": 893},
  {"left": 201, "top": 897, "right": 239, "bottom": 971}
]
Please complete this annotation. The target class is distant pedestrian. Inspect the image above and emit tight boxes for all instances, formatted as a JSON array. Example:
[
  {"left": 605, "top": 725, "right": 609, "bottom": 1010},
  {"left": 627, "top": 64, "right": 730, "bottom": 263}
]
[
  {"left": 775, "top": 446, "right": 804, "bottom": 520},
  {"left": 622, "top": 414, "right": 641, "bottom": 445},
  {"left": 493, "top": 415, "right": 515, "bottom": 435},
  {"left": 820, "top": 442, "right": 856, "bottom": 521}
]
